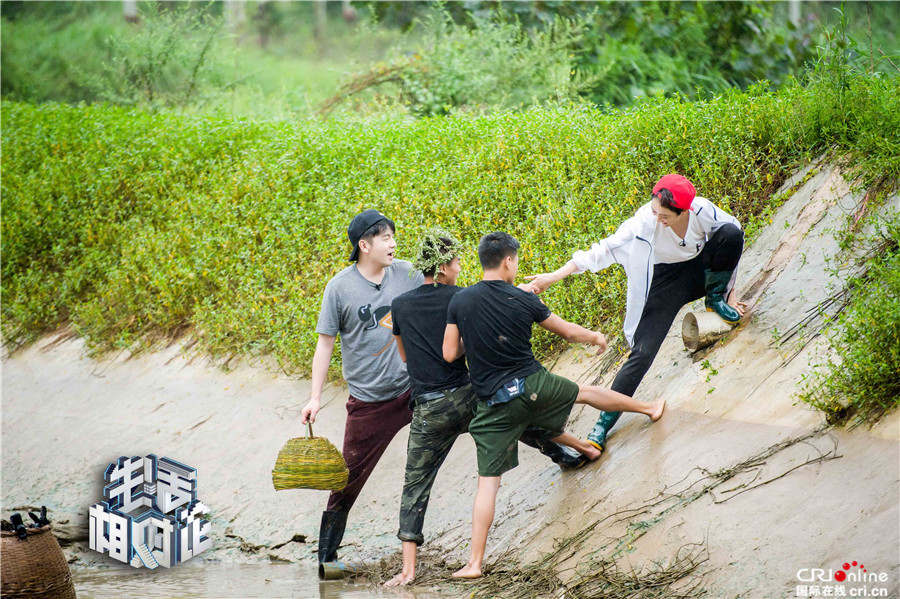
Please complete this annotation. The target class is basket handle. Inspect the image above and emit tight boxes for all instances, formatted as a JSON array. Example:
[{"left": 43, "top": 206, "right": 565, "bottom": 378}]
[{"left": 306, "top": 422, "right": 314, "bottom": 439}]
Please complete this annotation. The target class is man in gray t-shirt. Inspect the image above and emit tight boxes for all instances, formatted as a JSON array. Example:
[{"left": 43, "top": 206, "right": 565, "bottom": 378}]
[
  {"left": 301, "top": 209, "right": 423, "bottom": 567},
  {"left": 316, "top": 259, "right": 420, "bottom": 402}
]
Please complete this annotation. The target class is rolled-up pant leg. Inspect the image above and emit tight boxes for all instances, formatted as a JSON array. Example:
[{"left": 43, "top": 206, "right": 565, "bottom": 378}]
[
  {"left": 326, "top": 389, "right": 413, "bottom": 513},
  {"left": 398, "top": 386, "right": 476, "bottom": 545}
]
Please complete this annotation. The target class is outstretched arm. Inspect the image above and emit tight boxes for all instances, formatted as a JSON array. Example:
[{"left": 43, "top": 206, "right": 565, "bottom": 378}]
[
  {"left": 523, "top": 261, "right": 578, "bottom": 294},
  {"left": 538, "top": 314, "right": 607, "bottom": 352},
  {"left": 524, "top": 210, "right": 645, "bottom": 293}
]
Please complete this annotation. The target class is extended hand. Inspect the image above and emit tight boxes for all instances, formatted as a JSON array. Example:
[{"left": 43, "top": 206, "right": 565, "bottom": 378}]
[{"left": 523, "top": 273, "right": 556, "bottom": 294}]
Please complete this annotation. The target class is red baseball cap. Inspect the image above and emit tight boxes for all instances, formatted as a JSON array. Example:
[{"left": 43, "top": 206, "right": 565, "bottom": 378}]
[{"left": 652, "top": 174, "right": 696, "bottom": 210}]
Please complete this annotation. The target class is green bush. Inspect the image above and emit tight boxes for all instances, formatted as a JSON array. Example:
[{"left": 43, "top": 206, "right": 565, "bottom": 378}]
[
  {"left": 1, "top": 2, "right": 229, "bottom": 108},
  {"left": 387, "top": 9, "right": 589, "bottom": 116},
  {"left": 342, "top": 1, "right": 822, "bottom": 113},
  {"left": 798, "top": 216, "right": 900, "bottom": 425},
  {"left": 2, "top": 71, "right": 898, "bottom": 375}
]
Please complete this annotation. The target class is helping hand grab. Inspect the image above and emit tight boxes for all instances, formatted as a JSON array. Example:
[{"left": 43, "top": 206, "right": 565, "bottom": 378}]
[{"left": 523, "top": 272, "right": 558, "bottom": 294}]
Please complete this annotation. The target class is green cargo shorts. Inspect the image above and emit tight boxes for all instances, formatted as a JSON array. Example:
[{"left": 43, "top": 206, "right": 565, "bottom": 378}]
[{"left": 468, "top": 367, "right": 579, "bottom": 477}]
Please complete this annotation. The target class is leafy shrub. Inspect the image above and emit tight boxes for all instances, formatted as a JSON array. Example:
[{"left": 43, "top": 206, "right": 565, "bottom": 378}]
[
  {"left": 570, "top": 1, "right": 818, "bottom": 106},
  {"left": 2, "top": 71, "right": 898, "bottom": 375},
  {"left": 321, "top": 6, "right": 592, "bottom": 117},
  {"left": 798, "top": 215, "right": 900, "bottom": 425},
  {"left": 338, "top": 1, "right": 822, "bottom": 114}
]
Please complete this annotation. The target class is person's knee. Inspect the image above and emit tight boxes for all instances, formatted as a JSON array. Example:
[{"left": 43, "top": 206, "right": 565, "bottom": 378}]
[
  {"left": 576, "top": 384, "right": 606, "bottom": 404},
  {"left": 716, "top": 223, "right": 744, "bottom": 247},
  {"left": 624, "top": 347, "right": 655, "bottom": 372}
]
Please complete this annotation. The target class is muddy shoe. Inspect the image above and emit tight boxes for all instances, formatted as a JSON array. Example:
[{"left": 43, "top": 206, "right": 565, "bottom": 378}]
[
  {"left": 317, "top": 510, "right": 348, "bottom": 566},
  {"left": 549, "top": 443, "right": 590, "bottom": 470},
  {"left": 704, "top": 269, "right": 741, "bottom": 324},
  {"left": 586, "top": 410, "right": 622, "bottom": 452},
  {"left": 520, "top": 429, "right": 590, "bottom": 470}
]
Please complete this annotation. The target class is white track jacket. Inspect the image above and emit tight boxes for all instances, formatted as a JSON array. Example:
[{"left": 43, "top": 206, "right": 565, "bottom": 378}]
[{"left": 570, "top": 197, "right": 741, "bottom": 348}]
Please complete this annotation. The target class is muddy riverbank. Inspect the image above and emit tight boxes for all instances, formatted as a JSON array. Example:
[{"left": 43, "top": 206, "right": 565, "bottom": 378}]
[{"left": 3, "top": 162, "right": 898, "bottom": 598}]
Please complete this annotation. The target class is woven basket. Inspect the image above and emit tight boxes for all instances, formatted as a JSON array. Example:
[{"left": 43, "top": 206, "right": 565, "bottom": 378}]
[
  {"left": 272, "top": 423, "right": 349, "bottom": 491},
  {"left": 1, "top": 525, "right": 77, "bottom": 599}
]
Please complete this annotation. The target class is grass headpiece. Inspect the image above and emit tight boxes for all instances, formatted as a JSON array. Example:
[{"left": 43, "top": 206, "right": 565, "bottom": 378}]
[{"left": 412, "top": 227, "right": 463, "bottom": 280}]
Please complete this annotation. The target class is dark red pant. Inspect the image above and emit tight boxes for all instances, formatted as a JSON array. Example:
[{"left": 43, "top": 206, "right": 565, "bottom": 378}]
[{"left": 326, "top": 389, "right": 413, "bottom": 513}]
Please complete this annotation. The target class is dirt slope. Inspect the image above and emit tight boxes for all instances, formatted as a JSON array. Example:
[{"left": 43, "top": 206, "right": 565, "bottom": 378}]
[{"left": 2, "top": 160, "right": 898, "bottom": 597}]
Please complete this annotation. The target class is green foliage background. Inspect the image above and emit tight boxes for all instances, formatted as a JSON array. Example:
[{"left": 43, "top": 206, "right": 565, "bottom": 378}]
[
  {"left": 797, "top": 216, "right": 900, "bottom": 426},
  {"left": 3, "top": 71, "right": 898, "bottom": 374},
  {"left": 1, "top": 0, "right": 899, "bottom": 424}
]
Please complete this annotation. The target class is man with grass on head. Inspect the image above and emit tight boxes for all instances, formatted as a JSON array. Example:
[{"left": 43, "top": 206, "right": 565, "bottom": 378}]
[
  {"left": 301, "top": 209, "right": 423, "bottom": 569},
  {"left": 384, "top": 229, "right": 592, "bottom": 587},
  {"left": 444, "top": 231, "right": 666, "bottom": 579}
]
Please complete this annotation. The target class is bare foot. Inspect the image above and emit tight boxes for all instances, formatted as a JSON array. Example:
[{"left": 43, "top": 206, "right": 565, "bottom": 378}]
[
  {"left": 451, "top": 563, "right": 483, "bottom": 579},
  {"left": 580, "top": 442, "right": 601, "bottom": 462},
  {"left": 650, "top": 399, "right": 666, "bottom": 422},
  {"left": 384, "top": 571, "right": 414, "bottom": 586}
]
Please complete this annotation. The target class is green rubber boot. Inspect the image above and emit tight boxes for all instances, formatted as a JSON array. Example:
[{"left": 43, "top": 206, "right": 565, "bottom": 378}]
[
  {"left": 586, "top": 410, "right": 622, "bottom": 452},
  {"left": 704, "top": 269, "right": 741, "bottom": 324}
]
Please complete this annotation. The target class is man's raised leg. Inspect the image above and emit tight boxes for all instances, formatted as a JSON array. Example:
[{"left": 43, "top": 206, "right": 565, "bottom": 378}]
[
  {"left": 576, "top": 385, "right": 666, "bottom": 421},
  {"left": 452, "top": 476, "right": 502, "bottom": 579}
]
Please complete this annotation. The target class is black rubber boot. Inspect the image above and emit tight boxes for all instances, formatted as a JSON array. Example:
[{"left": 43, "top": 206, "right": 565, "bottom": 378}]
[
  {"left": 317, "top": 510, "right": 348, "bottom": 565},
  {"left": 586, "top": 410, "right": 622, "bottom": 452},
  {"left": 704, "top": 269, "right": 741, "bottom": 324},
  {"left": 519, "top": 427, "right": 589, "bottom": 470}
]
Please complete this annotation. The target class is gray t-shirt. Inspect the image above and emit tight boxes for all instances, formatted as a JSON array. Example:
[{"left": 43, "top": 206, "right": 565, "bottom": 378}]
[{"left": 316, "top": 260, "right": 424, "bottom": 402}]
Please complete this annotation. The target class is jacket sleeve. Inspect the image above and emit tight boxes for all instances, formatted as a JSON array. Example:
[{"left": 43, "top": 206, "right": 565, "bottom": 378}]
[
  {"left": 694, "top": 197, "right": 741, "bottom": 234},
  {"left": 571, "top": 211, "right": 642, "bottom": 274}
]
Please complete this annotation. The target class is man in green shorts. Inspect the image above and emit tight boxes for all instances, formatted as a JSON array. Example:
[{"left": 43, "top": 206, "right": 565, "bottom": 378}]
[
  {"left": 384, "top": 230, "right": 590, "bottom": 587},
  {"left": 444, "top": 231, "right": 666, "bottom": 579}
]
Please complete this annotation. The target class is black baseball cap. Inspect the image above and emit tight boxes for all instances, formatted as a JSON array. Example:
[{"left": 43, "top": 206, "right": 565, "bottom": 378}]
[{"left": 347, "top": 209, "right": 392, "bottom": 261}]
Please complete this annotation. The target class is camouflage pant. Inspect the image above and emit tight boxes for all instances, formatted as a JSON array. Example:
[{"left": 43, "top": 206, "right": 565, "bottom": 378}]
[
  {"left": 396, "top": 385, "right": 573, "bottom": 544},
  {"left": 397, "top": 384, "right": 477, "bottom": 545}
]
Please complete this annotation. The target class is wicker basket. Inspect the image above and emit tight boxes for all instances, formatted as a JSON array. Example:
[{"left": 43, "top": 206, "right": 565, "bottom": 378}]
[
  {"left": 1, "top": 525, "right": 77, "bottom": 599},
  {"left": 272, "top": 423, "right": 349, "bottom": 491}
]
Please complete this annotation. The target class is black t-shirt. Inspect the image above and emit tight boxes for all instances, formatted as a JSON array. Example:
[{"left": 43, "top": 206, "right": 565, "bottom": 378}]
[
  {"left": 392, "top": 283, "right": 470, "bottom": 398},
  {"left": 447, "top": 279, "right": 551, "bottom": 399}
]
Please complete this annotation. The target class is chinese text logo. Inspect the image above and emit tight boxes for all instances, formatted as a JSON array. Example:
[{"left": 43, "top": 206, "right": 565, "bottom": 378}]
[{"left": 89, "top": 455, "right": 211, "bottom": 569}]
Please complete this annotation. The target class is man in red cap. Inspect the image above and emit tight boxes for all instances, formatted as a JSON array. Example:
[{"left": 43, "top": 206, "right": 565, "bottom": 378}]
[{"left": 525, "top": 174, "right": 746, "bottom": 452}]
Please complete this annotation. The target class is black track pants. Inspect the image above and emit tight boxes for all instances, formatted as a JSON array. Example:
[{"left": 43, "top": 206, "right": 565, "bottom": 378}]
[{"left": 610, "top": 224, "right": 743, "bottom": 398}]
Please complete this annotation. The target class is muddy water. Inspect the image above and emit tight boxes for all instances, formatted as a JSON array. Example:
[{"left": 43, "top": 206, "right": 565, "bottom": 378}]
[{"left": 73, "top": 563, "right": 449, "bottom": 599}]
